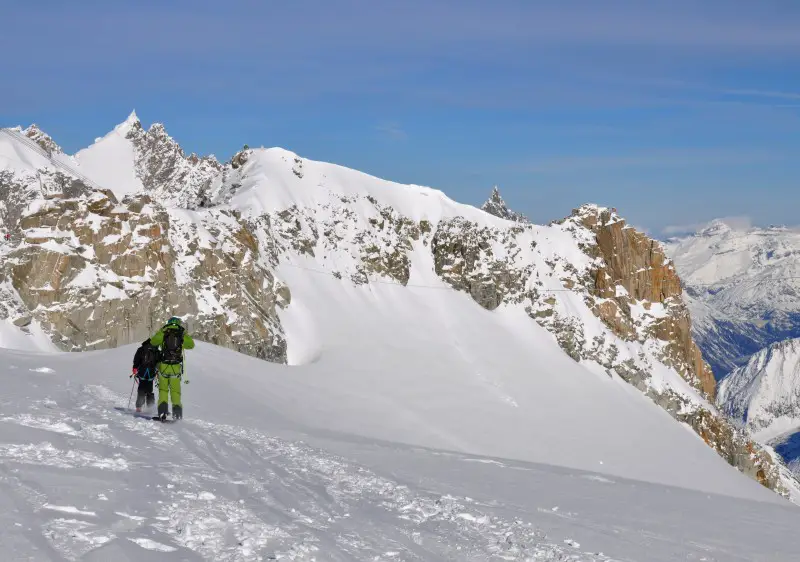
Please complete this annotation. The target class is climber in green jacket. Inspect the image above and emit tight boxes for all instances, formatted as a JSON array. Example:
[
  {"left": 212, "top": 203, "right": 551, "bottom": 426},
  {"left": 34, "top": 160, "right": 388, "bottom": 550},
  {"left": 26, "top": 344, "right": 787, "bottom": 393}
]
[{"left": 150, "top": 316, "right": 195, "bottom": 421}]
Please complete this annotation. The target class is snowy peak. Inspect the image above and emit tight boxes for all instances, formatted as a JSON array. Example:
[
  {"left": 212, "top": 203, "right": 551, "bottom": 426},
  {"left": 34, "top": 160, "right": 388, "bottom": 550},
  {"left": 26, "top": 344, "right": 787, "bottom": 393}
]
[
  {"left": 697, "top": 218, "right": 737, "bottom": 238},
  {"left": 72, "top": 112, "right": 223, "bottom": 206},
  {"left": 480, "top": 186, "right": 528, "bottom": 223},
  {"left": 115, "top": 109, "right": 141, "bottom": 137},
  {"left": 73, "top": 113, "right": 144, "bottom": 198},
  {"left": 718, "top": 338, "right": 800, "bottom": 441}
]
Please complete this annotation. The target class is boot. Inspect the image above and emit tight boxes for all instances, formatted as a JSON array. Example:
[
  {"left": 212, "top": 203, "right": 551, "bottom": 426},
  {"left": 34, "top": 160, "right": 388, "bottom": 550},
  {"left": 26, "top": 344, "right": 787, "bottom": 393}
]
[
  {"left": 158, "top": 402, "right": 169, "bottom": 421},
  {"left": 172, "top": 405, "right": 183, "bottom": 420}
]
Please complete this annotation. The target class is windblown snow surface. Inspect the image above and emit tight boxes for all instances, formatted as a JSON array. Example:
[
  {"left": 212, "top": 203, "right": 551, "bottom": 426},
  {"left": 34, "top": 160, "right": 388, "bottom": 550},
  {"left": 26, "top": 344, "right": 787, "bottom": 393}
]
[{"left": 0, "top": 339, "right": 799, "bottom": 561}]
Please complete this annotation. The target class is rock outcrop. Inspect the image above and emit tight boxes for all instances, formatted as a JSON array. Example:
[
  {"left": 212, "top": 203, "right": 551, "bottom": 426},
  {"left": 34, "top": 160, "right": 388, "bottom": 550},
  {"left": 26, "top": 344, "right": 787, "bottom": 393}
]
[
  {"left": 1, "top": 188, "right": 287, "bottom": 362},
  {"left": 480, "top": 186, "right": 528, "bottom": 223},
  {"left": 125, "top": 119, "right": 225, "bottom": 209},
  {"left": 536, "top": 205, "right": 789, "bottom": 497},
  {"left": 577, "top": 207, "right": 716, "bottom": 398},
  {"left": 23, "top": 124, "right": 63, "bottom": 155}
]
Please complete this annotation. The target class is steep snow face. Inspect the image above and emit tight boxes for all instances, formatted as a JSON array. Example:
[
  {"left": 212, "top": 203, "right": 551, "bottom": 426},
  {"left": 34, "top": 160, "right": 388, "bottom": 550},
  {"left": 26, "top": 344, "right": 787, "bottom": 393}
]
[
  {"left": 73, "top": 111, "right": 144, "bottom": 198},
  {"left": 718, "top": 338, "right": 800, "bottom": 442},
  {"left": 665, "top": 220, "right": 800, "bottom": 377},
  {"left": 1, "top": 344, "right": 798, "bottom": 561}
]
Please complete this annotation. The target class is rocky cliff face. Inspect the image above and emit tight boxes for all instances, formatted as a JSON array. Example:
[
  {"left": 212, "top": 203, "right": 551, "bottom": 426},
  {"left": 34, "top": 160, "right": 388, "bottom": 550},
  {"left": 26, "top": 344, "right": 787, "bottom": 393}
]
[
  {"left": 526, "top": 206, "right": 789, "bottom": 496},
  {"left": 0, "top": 116, "right": 796, "bottom": 498},
  {"left": 125, "top": 119, "right": 225, "bottom": 209},
  {"left": 576, "top": 208, "right": 716, "bottom": 398},
  {"left": 2, "top": 188, "right": 288, "bottom": 361}
]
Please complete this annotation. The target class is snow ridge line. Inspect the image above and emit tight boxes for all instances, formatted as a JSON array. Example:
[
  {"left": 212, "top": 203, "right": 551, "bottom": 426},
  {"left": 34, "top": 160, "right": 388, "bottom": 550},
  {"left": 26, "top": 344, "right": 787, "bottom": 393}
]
[{"left": 0, "top": 128, "right": 106, "bottom": 193}]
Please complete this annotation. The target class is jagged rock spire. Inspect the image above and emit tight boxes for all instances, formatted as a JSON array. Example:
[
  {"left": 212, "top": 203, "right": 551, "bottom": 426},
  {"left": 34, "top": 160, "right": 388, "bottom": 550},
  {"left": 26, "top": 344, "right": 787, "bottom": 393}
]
[
  {"left": 481, "top": 186, "right": 528, "bottom": 223},
  {"left": 23, "top": 124, "right": 62, "bottom": 155}
]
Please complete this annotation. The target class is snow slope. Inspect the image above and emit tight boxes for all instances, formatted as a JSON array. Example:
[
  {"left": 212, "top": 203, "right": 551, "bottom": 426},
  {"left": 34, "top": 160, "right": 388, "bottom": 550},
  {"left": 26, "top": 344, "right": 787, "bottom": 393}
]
[
  {"left": 665, "top": 220, "right": 800, "bottom": 377},
  {"left": 1, "top": 343, "right": 799, "bottom": 561},
  {"left": 72, "top": 111, "right": 144, "bottom": 197}
]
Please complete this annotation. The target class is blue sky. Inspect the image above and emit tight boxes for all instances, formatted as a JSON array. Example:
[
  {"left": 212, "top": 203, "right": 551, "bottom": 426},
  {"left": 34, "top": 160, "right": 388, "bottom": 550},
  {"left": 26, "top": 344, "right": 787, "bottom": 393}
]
[{"left": 2, "top": 0, "right": 799, "bottom": 235}]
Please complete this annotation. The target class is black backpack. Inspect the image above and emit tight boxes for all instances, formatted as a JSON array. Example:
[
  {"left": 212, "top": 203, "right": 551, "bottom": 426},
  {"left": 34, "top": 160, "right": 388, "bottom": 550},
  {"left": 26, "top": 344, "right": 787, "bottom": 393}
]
[
  {"left": 136, "top": 341, "right": 160, "bottom": 380},
  {"left": 161, "top": 325, "right": 184, "bottom": 364}
]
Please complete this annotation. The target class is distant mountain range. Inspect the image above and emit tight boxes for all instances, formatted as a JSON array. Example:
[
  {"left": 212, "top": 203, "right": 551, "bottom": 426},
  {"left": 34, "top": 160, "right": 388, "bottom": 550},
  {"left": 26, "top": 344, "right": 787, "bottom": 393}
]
[{"left": 664, "top": 220, "right": 800, "bottom": 378}]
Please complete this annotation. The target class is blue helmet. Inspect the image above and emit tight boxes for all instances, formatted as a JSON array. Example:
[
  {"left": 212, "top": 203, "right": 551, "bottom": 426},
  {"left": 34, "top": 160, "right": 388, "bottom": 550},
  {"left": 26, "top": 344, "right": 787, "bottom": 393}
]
[{"left": 166, "top": 316, "right": 182, "bottom": 327}]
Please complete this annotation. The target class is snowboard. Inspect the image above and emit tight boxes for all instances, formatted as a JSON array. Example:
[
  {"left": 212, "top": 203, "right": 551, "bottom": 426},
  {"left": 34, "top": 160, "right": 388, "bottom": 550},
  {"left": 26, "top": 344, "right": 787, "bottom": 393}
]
[{"left": 151, "top": 416, "right": 179, "bottom": 423}]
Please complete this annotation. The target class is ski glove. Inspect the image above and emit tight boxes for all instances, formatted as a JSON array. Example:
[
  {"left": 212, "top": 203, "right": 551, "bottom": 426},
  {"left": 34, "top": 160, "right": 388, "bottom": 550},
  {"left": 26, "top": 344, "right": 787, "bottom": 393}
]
[
  {"left": 183, "top": 379, "right": 190, "bottom": 384},
  {"left": 130, "top": 368, "right": 138, "bottom": 378}
]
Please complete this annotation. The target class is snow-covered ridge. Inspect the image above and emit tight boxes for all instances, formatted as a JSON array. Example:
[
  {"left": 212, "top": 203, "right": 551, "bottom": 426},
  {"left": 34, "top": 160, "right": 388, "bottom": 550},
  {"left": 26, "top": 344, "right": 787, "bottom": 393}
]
[
  {"left": 0, "top": 114, "right": 796, "bottom": 499},
  {"left": 718, "top": 338, "right": 800, "bottom": 442}
]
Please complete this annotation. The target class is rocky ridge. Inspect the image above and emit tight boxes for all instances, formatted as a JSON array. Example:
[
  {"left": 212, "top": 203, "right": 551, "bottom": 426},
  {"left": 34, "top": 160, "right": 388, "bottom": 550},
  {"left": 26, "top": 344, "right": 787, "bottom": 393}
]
[
  {"left": 22, "top": 124, "right": 63, "bottom": 155},
  {"left": 0, "top": 115, "right": 796, "bottom": 498}
]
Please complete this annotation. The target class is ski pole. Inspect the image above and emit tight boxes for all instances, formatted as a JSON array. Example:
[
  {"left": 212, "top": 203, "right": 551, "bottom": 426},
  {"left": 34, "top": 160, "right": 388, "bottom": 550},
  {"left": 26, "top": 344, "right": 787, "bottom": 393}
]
[{"left": 127, "top": 377, "right": 136, "bottom": 411}]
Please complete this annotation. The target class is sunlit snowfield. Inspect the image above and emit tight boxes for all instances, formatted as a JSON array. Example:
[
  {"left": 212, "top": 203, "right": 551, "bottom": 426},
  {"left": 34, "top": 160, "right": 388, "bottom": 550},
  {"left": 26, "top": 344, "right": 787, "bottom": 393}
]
[{"left": 0, "top": 343, "right": 799, "bottom": 561}]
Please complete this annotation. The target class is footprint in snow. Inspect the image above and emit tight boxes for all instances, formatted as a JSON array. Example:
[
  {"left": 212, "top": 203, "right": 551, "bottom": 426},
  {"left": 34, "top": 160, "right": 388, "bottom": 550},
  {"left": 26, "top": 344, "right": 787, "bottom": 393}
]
[
  {"left": 42, "top": 504, "right": 97, "bottom": 517},
  {"left": 128, "top": 537, "right": 177, "bottom": 552}
]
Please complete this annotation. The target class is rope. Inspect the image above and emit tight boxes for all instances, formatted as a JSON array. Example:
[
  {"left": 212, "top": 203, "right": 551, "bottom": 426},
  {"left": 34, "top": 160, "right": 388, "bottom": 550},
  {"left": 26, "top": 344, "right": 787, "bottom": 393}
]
[{"left": 0, "top": 128, "right": 106, "bottom": 192}]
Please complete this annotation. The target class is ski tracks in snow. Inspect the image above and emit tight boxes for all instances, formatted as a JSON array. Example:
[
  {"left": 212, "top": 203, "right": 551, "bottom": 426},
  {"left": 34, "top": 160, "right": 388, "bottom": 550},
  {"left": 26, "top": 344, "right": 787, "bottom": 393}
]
[{"left": 0, "top": 382, "right": 618, "bottom": 561}]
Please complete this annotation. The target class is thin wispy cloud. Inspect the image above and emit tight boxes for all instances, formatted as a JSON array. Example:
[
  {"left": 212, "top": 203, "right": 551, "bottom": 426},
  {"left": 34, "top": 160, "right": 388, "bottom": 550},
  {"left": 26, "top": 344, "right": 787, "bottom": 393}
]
[
  {"left": 724, "top": 89, "right": 800, "bottom": 101},
  {"left": 375, "top": 123, "right": 408, "bottom": 140},
  {"left": 524, "top": 148, "right": 786, "bottom": 174}
]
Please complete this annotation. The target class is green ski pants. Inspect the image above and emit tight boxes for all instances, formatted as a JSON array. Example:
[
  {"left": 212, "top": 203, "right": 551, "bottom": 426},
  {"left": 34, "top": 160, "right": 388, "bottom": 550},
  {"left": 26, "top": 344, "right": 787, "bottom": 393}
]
[{"left": 158, "top": 376, "right": 182, "bottom": 409}]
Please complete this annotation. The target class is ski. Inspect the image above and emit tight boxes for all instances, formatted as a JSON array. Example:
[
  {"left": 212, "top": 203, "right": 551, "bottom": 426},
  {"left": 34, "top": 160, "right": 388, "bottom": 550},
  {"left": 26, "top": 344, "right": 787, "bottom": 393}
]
[{"left": 151, "top": 416, "right": 179, "bottom": 423}]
